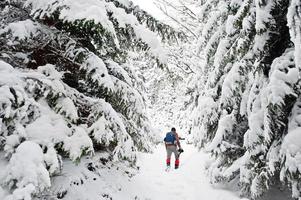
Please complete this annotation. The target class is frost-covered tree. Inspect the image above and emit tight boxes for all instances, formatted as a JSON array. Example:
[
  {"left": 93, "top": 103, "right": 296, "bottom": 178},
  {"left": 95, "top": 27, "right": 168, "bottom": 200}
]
[
  {"left": 0, "top": 0, "right": 184, "bottom": 198},
  {"left": 188, "top": 0, "right": 301, "bottom": 199}
]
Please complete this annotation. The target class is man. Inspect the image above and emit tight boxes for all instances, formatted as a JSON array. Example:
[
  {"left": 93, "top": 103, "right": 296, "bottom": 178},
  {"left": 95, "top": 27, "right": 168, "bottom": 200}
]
[{"left": 164, "top": 127, "right": 182, "bottom": 169}]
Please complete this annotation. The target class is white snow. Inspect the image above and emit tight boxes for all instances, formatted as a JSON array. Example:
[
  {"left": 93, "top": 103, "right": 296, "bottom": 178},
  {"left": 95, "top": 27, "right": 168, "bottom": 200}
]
[
  {"left": 0, "top": 19, "right": 39, "bottom": 41},
  {"left": 266, "top": 49, "right": 298, "bottom": 105},
  {"left": 281, "top": 99, "right": 301, "bottom": 181},
  {"left": 106, "top": 60, "right": 132, "bottom": 85},
  {"left": 115, "top": 0, "right": 131, "bottom": 8},
  {"left": 207, "top": 111, "right": 235, "bottom": 151},
  {"left": 43, "top": 145, "right": 61, "bottom": 175},
  {"left": 82, "top": 54, "right": 114, "bottom": 90},
  {"left": 88, "top": 99, "right": 137, "bottom": 162},
  {"left": 133, "top": 25, "right": 167, "bottom": 63},
  {"left": 51, "top": 143, "right": 248, "bottom": 200},
  {"left": 63, "top": 126, "right": 94, "bottom": 162},
  {"left": 37, "top": 64, "right": 62, "bottom": 80},
  {"left": 25, "top": 112, "right": 70, "bottom": 143},
  {"left": 4, "top": 135, "right": 21, "bottom": 157},
  {"left": 220, "top": 61, "right": 245, "bottom": 106},
  {"left": 124, "top": 144, "right": 246, "bottom": 200},
  {"left": 255, "top": 0, "right": 274, "bottom": 32},
  {"left": 4, "top": 184, "right": 36, "bottom": 200},
  {"left": 88, "top": 116, "right": 114, "bottom": 146},
  {"left": 281, "top": 127, "right": 301, "bottom": 172},
  {"left": 131, "top": 0, "right": 167, "bottom": 21},
  {"left": 3, "top": 141, "right": 51, "bottom": 198},
  {"left": 0, "top": 186, "right": 6, "bottom": 199},
  {"left": 288, "top": 0, "right": 301, "bottom": 69},
  {"left": 213, "top": 38, "right": 230, "bottom": 69},
  {"left": 226, "top": 15, "right": 236, "bottom": 35},
  {"left": 0, "top": 60, "right": 22, "bottom": 86},
  {"left": 55, "top": 97, "right": 79, "bottom": 122},
  {"left": 24, "top": 0, "right": 167, "bottom": 63}
]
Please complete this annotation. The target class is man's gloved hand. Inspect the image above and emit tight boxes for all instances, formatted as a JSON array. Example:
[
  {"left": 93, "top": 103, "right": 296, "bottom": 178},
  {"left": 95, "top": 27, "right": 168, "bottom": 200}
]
[{"left": 178, "top": 148, "right": 184, "bottom": 153}]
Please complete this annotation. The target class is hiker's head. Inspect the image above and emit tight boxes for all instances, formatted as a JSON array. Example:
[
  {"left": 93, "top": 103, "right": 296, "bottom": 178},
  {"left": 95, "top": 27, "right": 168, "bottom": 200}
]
[{"left": 171, "top": 127, "right": 176, "bottom": 132}]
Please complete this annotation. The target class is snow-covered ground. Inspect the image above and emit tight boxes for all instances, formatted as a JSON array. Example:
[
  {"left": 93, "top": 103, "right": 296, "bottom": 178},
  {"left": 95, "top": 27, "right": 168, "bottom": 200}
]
[
  {"left": 48, "top": 143, "right": 248, "bottom": 200},
  {"left": 0, "top": 139, "right": 293, "bottom": 200},
  {"left": 113, "top": 143, "right": 248, "bottom": 200}
]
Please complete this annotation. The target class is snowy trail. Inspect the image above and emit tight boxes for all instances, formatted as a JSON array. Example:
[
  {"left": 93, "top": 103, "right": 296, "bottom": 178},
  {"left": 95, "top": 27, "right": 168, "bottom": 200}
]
[{"left": 115, "top": 144, "right": 248, "bottom": 200}]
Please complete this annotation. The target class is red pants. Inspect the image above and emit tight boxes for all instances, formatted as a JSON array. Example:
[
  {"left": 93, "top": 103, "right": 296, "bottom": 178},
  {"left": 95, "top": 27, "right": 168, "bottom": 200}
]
[
  {"left": 166, "top": 145, "right": 179, "bottom": 166},
  {"left": 166, "top": 158, "right": 180, "bottom": 166}
]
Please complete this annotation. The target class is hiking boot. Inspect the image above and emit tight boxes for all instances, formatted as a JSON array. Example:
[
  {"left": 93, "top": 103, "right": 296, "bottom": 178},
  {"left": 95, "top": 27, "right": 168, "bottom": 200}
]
[{"left": 175, "top": 165, "right": 179, "bottom": 169}]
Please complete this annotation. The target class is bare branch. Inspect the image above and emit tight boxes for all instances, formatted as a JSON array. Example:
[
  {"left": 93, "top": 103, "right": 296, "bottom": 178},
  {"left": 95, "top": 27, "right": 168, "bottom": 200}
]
[
  {"left": 178, "top": 1, "right": 198, "bottom": 20},
  {"left": 154, "top": 1, "right": 197, "bottom": 39}
]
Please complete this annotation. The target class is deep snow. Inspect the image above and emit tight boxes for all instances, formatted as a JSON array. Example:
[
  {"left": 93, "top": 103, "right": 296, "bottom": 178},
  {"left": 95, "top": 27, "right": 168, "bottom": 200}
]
[
  {"left": 115, "top": 143, "right": 248, "bottom": 200},
  {"left": 0, "top": 142, "right": 293, "bottom": 200},
  {"left": 48, "top": 143, "right": 248, "bottom": 200}
]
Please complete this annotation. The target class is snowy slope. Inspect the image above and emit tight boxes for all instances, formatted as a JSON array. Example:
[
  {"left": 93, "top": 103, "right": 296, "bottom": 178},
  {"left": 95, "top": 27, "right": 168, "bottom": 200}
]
[
  {"left": 48, "top": 143, "right": 250, "bottom": 200},
  {"left": 123, "top": 143, "right": 247, "bottom": 200}
]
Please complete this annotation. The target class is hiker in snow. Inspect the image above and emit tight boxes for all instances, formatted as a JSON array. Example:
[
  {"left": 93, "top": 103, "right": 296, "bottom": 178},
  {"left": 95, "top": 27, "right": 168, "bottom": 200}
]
[{"left": 164, "top": 127, "right": 183, "bottom": 169}]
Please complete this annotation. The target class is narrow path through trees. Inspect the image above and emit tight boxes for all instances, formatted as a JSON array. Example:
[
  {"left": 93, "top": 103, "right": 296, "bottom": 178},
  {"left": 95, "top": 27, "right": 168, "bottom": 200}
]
[{"left": 115, "top": 144, "right": 248, "bottom": 200}]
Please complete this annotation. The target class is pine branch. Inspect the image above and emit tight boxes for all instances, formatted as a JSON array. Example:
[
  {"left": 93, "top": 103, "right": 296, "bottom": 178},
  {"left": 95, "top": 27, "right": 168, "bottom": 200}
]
[{"left": 106, "top": 0, "right": 187, "bottom": 42}]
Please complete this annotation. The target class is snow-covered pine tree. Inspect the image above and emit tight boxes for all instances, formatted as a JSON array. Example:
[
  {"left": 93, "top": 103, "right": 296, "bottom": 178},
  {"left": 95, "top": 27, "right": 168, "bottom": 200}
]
[
  {"left": 280, "top": 0, "right": 301, "bottom": 198},
  {"left": 0, "top": 0, "right": 184, "bottom": 198},
  {"left": 188, "top": 0, "right": 301, "bottom": 199}
]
